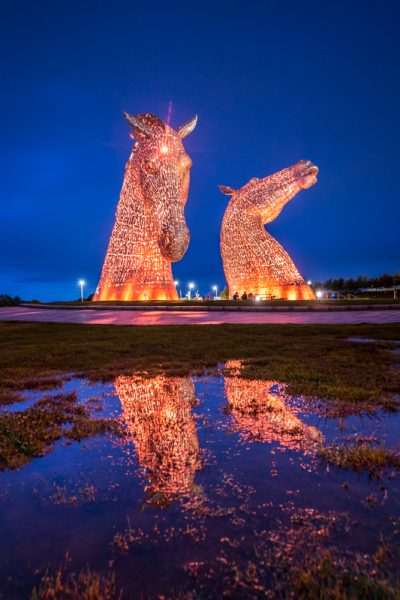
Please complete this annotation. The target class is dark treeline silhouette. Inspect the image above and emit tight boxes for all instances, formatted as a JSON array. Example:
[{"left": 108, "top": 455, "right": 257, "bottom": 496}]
[
  {"left": 313, "top": 272, "right": 400, "bottom": 292},
  {"left": 0, "top": 294, "right": 21, "bottom": 307}
]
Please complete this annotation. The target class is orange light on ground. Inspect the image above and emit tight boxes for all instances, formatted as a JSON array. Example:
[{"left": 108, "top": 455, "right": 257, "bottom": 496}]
[
  {"left": 93, "top": 112, "right": 197, "bottom": 301},
  {"left": 220, "top": 160, "right": 318, "bottom": 301}
]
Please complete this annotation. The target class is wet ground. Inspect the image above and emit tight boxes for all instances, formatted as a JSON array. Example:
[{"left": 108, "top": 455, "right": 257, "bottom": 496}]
[
  {"left": 1, "top": 363, "right": 399, "bottom": 598},
  {"left": 1, "top": 306, "right": 400, "bottom": 325}
]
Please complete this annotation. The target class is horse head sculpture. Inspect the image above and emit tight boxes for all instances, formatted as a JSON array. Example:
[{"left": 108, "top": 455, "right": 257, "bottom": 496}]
[
  {"left": 220, "top": 160, "right": 318, "bottom": 301},
  {"left": 94, "top": 112, "right": 197, "bottom": 301}
]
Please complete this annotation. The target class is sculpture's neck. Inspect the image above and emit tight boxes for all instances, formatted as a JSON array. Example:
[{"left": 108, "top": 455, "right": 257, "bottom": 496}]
[
  {"left": 225, "top": 206, "right": 269, "bottom": 245},
  {"left": 250, "top": 179, "right": 302, "bottom": 225},
  {"left": 116, "top": 157, "right": 147, "bottom": 236}
]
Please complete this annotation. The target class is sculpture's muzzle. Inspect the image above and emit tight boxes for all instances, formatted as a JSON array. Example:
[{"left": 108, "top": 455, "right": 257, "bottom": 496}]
[{"left": 159, "top": 222, "right": 190, "bottom": 262}]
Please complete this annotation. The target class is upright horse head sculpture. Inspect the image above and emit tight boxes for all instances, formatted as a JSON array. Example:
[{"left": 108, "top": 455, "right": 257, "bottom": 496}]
[
  {"left": 220, "top": 160, "right": 318, "bottom": 300},
  {"left": 94, "top": 112, "right": 197, "bottom": 301}
]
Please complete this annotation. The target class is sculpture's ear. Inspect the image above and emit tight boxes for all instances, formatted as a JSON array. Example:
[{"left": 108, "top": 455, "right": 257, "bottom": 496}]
[
  {"left": 218, "top": 185, "right": 236, "bottom": 196},
  {"left": 123, "top": 112, "right": 153, "bottom": 140},
  {"left": 177, "top": 115, "right": 198, "bottom": 138}
]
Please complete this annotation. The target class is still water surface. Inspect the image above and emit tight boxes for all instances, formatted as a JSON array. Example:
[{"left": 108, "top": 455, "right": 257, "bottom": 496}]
[{"left": 0, "top": 363, "right": 399, "bottom": 598}]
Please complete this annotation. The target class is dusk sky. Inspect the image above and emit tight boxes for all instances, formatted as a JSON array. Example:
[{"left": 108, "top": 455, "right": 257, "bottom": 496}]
[{"left": 1, "top": 0, "right": 399, "bottom": 300}]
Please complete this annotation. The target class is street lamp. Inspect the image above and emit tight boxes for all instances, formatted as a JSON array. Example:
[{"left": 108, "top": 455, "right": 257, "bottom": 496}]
[
  {"left": 78, "top": 279, "right": 86, "bottom": 302},
  {"left": 307, "top": 280, "right": 312, "bottom": 286},
  {"left": 174, "top": 280, "right": 181, "bottom": 299},
  {"left": 212, "top": 285, "right": 218, "bottom": 299},
  {"left": 188, "top": 282, "right": 195, "bottom": 300},
  {"left": 316, "top": 290, "right": 323, "bottom": 300}
]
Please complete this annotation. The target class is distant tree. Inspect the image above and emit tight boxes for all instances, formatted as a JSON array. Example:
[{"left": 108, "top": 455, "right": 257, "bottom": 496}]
[
  {"left": 220, "top": 287, "right": 229, "bottom": 300},
  {"left": 378, "top": 273, "right": 393, "bottom": 288},
  {"left": 0, "top": 294, "right": 21, "bottom": 306},
  {"left": 345, "top": 278, "right": 356, "bottom": 291}
]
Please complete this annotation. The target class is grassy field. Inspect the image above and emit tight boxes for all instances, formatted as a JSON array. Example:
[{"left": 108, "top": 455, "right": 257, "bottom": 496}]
[{"left": 1, "top": 321, "right": 399, "bottom": 412}]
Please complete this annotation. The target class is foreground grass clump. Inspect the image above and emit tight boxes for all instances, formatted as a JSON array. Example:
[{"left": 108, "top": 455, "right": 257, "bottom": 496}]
[
  {"left": 31, "top": 566, "right": 120, "bottom": 600},
  {"left": 0, "top": 322, "right": 399, "bottom": 410},
  {"left": 320, "top": 443, "right": 400, "bottom": 477},
  {"left": 0, "top": 392, "right": 123, "bottom": 471},
  {"left": 293, "top": 551, "right": 400, "bottom": 600}
]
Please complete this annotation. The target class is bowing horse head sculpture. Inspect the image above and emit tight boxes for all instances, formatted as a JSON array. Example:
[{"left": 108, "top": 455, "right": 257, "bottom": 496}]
[
  {"left": 220, "top": 160, "right": 319, "bottom": 301},
  {"left": 94, "top": 112, "right": 197, "bottom": 301}
]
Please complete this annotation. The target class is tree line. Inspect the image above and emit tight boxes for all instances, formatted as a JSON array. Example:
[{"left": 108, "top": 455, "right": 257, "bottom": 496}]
[{"left": 313, "top": 272, "right": 400, "bottom": 292}]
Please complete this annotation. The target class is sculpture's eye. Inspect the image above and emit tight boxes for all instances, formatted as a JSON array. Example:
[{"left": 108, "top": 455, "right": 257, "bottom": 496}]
[{"left": 143, "top": 160, "right": 158, "bottom": 173}]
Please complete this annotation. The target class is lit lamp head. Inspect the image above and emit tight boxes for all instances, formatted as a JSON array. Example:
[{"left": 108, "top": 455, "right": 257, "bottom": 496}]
[
  {"left": 78, "top": 279, "right": 85, "bottom": 287},
  {"left": 316, "top": 290, "right": 323, "bottom": 299}
]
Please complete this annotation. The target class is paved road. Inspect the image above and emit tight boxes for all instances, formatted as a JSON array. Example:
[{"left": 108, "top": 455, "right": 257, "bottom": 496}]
[{"left": 1, "top": 306, "right": 399, "bottom": 325}]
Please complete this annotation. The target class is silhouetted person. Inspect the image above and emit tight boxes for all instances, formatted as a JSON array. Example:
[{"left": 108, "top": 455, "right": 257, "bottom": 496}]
[
  {"left": 248, "top": 292, "right": 254, "bottom": 300},
  {"left": 241, "top": 291, "right": 248, "bottom": 301},
  {"left": 233, "top": 292, "right": 239, "bottom": 301}
]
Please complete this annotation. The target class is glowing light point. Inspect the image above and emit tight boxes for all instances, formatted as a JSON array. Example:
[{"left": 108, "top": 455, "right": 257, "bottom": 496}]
[
  {"left": 187, "top": 282, "right": 195, "bottom": 300},
  {"left": 316, "top": 290, "right": 323, "bottom": 299},
  {"left": 219, "top": 160, "right": 318, "bottom": 301},
  {"left": 78, "top": 279, "right": 86, "bottom": 302}
]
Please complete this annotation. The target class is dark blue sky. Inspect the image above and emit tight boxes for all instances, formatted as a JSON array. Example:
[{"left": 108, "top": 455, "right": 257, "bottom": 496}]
[{"left": 1, "top": 0, "right": 399, "bottom": 300}]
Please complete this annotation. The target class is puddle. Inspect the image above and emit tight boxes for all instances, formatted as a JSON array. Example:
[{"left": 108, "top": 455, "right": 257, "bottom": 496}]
[
  {"left": 0, "top": 364, "right": 399, "bottom": 597},
  {"left": 348, "top": 336, "right": 400, "bottom": 344}
]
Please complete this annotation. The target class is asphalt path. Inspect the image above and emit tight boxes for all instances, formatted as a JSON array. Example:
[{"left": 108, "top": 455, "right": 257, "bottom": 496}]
[{"left": 1, "top": 306, "right": 399, "bottom": 325}]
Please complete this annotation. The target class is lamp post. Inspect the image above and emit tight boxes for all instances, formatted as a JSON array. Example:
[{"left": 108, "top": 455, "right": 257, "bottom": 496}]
[
  {"left": 212, "top": 285, "right": 218, "bottom": 299},
  {"left": 174, "top": 280, "right": 181, "bottom": 299},
  {"left": 78, "top": 279, "right": 85, "bottom": 302},
  {"left": 188, "top": 282, "right": 194, "bottom": 300}
]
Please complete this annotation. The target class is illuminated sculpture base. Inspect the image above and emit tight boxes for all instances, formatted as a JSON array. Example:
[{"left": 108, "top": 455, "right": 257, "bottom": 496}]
[
  {"left": 94, "top": 280, "right": 178, "bottom": 302},
  {"left": 233, "top": 283, "right": 316, "bottom": 301}
]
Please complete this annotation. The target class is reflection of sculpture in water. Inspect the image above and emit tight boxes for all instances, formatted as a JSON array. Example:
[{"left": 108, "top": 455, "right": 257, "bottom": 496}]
[
  {"left": 115, "top": 374, "right": 202, "bottom": 508},
  {"left": 220, "top": 160, "right": 318, "bottom": 300},
  {"left": 224, "top": 361, "right": 322, "bottom": 452}
]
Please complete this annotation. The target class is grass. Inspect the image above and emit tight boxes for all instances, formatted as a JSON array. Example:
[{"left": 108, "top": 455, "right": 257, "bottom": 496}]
[
  {"left": 31, "top": 566, "right": 121, "bottom": 600},
  {"left": 320, "top": 443, "right": 400, "bottom": 477},
  {"left": 0, "top": 322, "right": 399, "bottom": 411},
  {"left": 0, "top": 391, "right": 123, "bottom": 471},
  {"left": 292, "top": 551, "right": 400, "bottom": 600}
]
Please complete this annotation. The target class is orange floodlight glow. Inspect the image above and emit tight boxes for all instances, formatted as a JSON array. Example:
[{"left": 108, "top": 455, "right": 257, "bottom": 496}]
[
  {"left": 219, "top": 160, "right": 318, "bottom": 300},
  {"left": 93, "top": 112, "right": 197, "bottom": 301}
]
